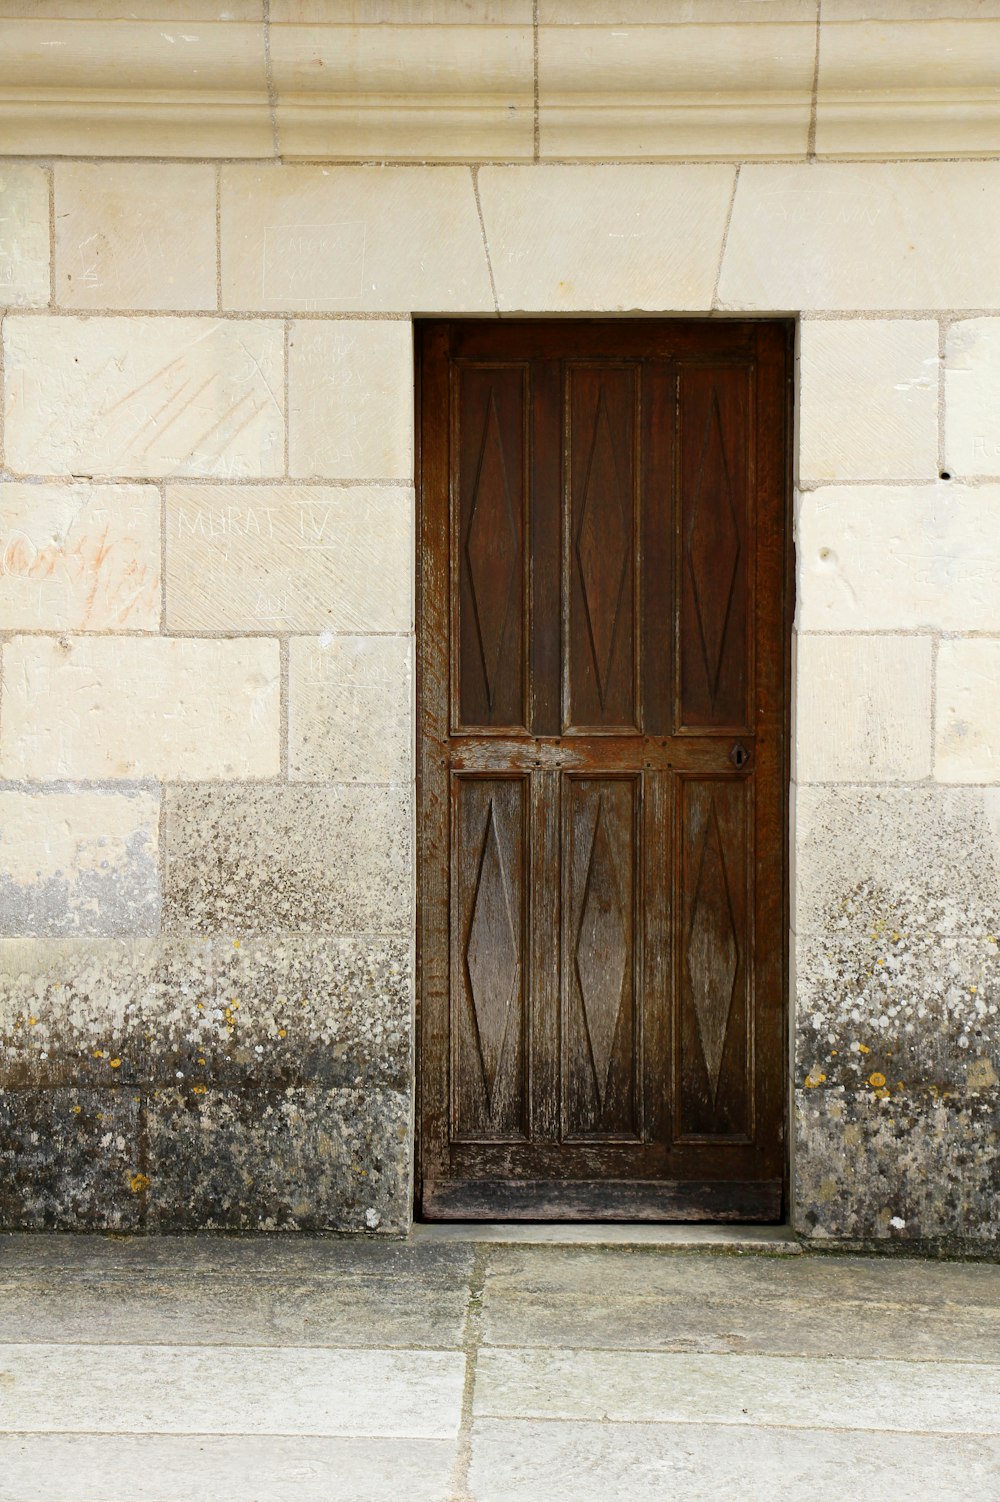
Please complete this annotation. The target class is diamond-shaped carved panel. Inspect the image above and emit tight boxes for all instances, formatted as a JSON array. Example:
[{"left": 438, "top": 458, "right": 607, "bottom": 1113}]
[
  {"left": 687, "top": 388, "right": 741, "bottom": 699},
  {"left": 466, "top": 391, "right": 519, "bottom": 711},
  {"left": 576, "top": 393, "right": 630, "bottom": 707},
  {"left": 465, "top": 800, "right": 521, "bottom": 1110},
  {"left": 686, "top": 799, "right": 739, "bottom": 1101},
  {"left": 575, "top": 797, "right": 628, "bottom": 1109}
]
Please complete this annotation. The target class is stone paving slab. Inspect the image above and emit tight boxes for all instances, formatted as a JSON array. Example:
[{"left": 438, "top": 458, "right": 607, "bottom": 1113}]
[
  {"left": 469, "top": 1419, "right": 1000, "bottom": 1502},
  {"left": 474, "top": 1348, "right": 1000, "bottom": 1433},
  {"left": 477, "top": 1244, "right": 1000, "bottom": 1360},
  {"left": 0, "top": 1345, "right": 466, "bottom": 1439},
  {"left": 0, "top": 1435, "right": 456, "bottom": 1502}
]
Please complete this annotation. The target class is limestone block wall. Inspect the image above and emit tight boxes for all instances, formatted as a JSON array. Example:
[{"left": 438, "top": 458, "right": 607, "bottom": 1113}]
[{"left": 1, "top": 147, "right": 999, "bottom": 1242}]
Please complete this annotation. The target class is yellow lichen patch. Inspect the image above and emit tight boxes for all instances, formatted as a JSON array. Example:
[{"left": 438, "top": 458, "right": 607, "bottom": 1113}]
[
  {"left": 27, "top": 1016, "right": 38, "bottom": 1027},
  {"left": 233, "top": 939, "right": 241, "bottom": 948},
  {"left": 278, "top": 1028, "right": 287, "bottom": 1038},
  {"left": 804, "top": 1072, "right": 826, "bottom": 1089},
  {"left": 197, "top": 1057, "right": 206, "bottom": 1066},
  {"left": 858, "top": 1043, "right": 870, "bottom": 1055},
  {"left": 72, "top": 1104, "right": 82, "bottom": 1115},
  {"left": 969, "top": 985, "right": 978, "bottom": 994},
  {"left": 192, "top": 1083, "right": 207, "bottom": 1095},
  {"left": 129, "top": 1173, "right": 150, "bottom": 1194},
  {"left": 869, "top": 1072, "right": 886, "bottom": 1088},
  {"left": 92, "top": 1049, "right": 107, "bottom": 1059},
  {"left": 109, "top": 1058, "right": 122, "bottom": 1070}
]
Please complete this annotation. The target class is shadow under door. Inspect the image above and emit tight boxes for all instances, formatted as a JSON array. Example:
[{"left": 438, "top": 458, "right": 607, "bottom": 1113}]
[{"left": 417, "top": 319, "right": 792, "bottom": 1220}]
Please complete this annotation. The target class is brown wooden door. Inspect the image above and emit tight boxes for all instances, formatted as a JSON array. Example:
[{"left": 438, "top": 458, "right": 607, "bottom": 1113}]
[{"left": 417, "top": 320, "right": 791, "bottom": 1220}]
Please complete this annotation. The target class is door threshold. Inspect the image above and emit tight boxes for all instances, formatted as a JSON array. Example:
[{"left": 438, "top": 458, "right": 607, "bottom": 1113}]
[{"left": 409, "top": 1222, "right": 801, "bottom": 1253}]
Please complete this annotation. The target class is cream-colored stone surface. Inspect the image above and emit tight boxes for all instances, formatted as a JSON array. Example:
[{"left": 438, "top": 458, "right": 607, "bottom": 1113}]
[
  {"left": 0, "top": 636, "right": 280, "bottom": 781},
  {"left": 944, "top": 319, "right": 1000, "bottom": 478},
  {"left": 0, "top": 790, "right": 160, "bottom": 937},
  {"left": 0, "top": 484, "right": 160, "bottom": 633},
  {"left": 795, "top": 635, "right": 932, "bottom": 783},
  {"left": 0, "top": 3, "right": 263, "bottom": 16},
  {"left": 718, "top": 163, "right": 1000, "bottom": 311},
  {"left": 822, "top": 3, "right": 1000, "bottom": 21},
  {"left": 272, "top": 24, "right": 533, "bottom": 160},
  {"left": 798, "top": 321, "right": 939, "bottom": 484},
  {"left": 0, "top": 17, "right": 272, "bottom": 157},
  {"left": 220, "top": 166, "right": 492, "bottom": 313},
  {"left": 478, "top": 165, "right": 734, "bottom": 311},
  {"left": 935, "top": 640, "right": 1000, "bottom": 784},
  {"left": 289, "top": 636, "right": 412, "bottom": 784},
  {"left": 3, "top": 317, "right": 284, "bottom": 479},
  {"left": 797, "top": 484, "right": 1000, "bottom": 634},
  {"left": 817, "top": 20, "right": 1000, "bottom": 156},
  {"left": 54, "top": 164, "right": 216, "bottom": 311},
  {"left": 288, "top": 322, "right": 413, "bottom": 482},
  {"left": 538, "top": 22, "right": 814, "bottom": 159},
  {"left": 0, "top": 164, "right": 49, "bottom": 308},
  {"left": 165, "top": 486, "right": 412, "bottom": 633},
  {"left": 538, "top": 2, "right": 815, "bottom": 15},
  {"left": 273, "top": 2, "right": 533, "bottom": 17}
]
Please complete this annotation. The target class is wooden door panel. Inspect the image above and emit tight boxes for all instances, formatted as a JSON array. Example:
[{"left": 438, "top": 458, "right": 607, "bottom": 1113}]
[
  {"left": 677, "top": 363, "right": 752, "bottom": 733},
  {"left": 419, "top": 320, "right": 791, "bottom": 1221},
  {"left": 562, "top": 775, "right": 641, "bottom": 1142},
  {"left": 676, "top": 775, "right": 752, "bottom": 1142},
  {"left": 452, "top": 774, "right": 529, "bottom": 1142},
  {"left": 456, "top": 364, "right": 528, "bottom": 733},
  {"left": 566, "top": 365, "right": 638, "bottom": 733}
]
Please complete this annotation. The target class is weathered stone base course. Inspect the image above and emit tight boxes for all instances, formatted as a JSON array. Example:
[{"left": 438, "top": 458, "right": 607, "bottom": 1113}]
[{"left": 795, "top": 1086, "right": 1000, "bottom": 1245}]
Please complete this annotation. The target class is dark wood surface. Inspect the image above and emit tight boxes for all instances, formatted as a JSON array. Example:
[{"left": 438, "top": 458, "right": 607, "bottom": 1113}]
[{"left": 417, "top": 319, "right": 793, "bottom": 1220}]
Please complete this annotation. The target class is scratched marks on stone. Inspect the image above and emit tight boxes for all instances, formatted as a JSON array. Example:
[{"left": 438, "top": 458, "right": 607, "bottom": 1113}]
[
  {"left": 165, "top": 486, "right": 413, "bottom": 632},
  {"left": 2, "top": 317, "right": 284, "bottom": 479}
]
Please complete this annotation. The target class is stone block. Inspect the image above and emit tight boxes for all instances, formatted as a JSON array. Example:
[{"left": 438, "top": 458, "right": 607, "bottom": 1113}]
[
  {"left": 220, "top": 165, "right": 492, "bottom": 312},
  {"left": 3, "top": 316, "right": 284, "bottom": 479},
  {"left": 289, "top": 635, "right": 412, "bottom": 783},
  {"left": 793, "top": 783, "right": 1000, "bottom": 939},
  {"left": 160, "top": 935, "right": 413, "bottom": 1093},
  {"left": 816, "top": 19, "right": 1000, "bottom": 157},
  {"left": 795, "top": 1085, "right": 1000, "bottom": 1243},
  {"left": 0, "top": 163, "right": 50, "bottom": 307},
  {"left": 273, "top": 2, "right": 532, "bottom": 16},
  {"left": 795, "top": 926, "right": 1000, "bottom": 1093},
  {"left": 538, "top": 22, "right": 814, "bottom": 159},
  {"left": 0, "top": 636, "right": 280, "bottom": 781},
  {"left": 165, "top": 485, "right": 412, "bottom": 632},
  {"left": 163, "top": 783, "right": 411, "bottom": 935},
  {"left": 54, "top": 163, "right": 216, "bottom": 311},
  {"left": 944, "top": 319, "right": 1000, "bottom": 477},
  {"left": 146, "top": 1085, "right": 411, "bottom": 1232},
  {"left": 718, "top": 162, "right": 1000, "bottom": 311},
  {"left": 0, "top": 483, "right": 160, "bottom": 632},
  {"left": 795, "top": 635, "right": 932, "bottom": 782},
  {"left": 0, "top": 1087, "right": 142, "bottom": 1231},
  {"left": 935, "top": 638, "right": 1000, "bottom": 783},
  {"left": 538, "top": 2, "right": 814, "bottom": 16},
  {"left": 0, "top": 933, "right": 411, "bottom": 1094},
  {"left": 288, "top": 321, "right": 414, "bottom": 481},
  {"left": 478, "top": 164, "right": 734, "bottom": 311},
  {"left": 0, "top": 15, "right": 272, "bottom": 158},
  {"left": 0, "top": 790, "right": 160, "bottom": 938},
  {"left": 798, "top": 320, "right": 938, "bottom": 484},
  {"left": 271, "top": 23, "right": 533, "bottom": 159},
  {"left": 797, "top": 484, "right": 1000, "bottom": 633}
]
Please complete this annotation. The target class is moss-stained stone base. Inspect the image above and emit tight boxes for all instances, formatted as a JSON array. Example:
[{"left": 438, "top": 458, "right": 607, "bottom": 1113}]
[
  {"left": 794, "top": 1086, "right": 1000, "bottom": 1244},
  {"left": 0, "top": 935, "right": 411, "bottom": 1092},
  {"left": 146, "top": 1086, "right": 411, "bottom": 1233},
  {"left": 0, "top": 1088, "right": 142, "bottom": 1231},
  {"left": 162, "top": 784, "right": 412, "bottom": 935}
]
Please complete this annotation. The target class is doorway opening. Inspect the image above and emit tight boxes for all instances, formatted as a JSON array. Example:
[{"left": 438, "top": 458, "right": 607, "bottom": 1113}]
[{"left": 416, "top": 319, "right": 793, "bottom": 1221}]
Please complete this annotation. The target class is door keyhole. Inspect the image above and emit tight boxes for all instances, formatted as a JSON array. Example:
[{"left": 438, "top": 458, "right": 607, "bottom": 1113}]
[{"left": 730, "top": 743, "right": 750, "bottom": 769}]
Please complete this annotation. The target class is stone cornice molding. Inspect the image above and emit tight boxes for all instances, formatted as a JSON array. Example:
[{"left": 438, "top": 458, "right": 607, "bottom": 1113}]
[{"left": 1, "top": 10, "right": 1000, "bottom": 161}]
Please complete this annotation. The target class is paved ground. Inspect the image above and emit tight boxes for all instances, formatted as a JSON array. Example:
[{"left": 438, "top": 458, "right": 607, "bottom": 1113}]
[{"left": 0, "top": 1228, "right": 998, "bottom": 1501}]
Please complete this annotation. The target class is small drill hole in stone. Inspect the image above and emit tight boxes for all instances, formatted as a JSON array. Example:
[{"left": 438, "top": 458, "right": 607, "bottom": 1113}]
[{"left": 940, "top": 471, "right": 952, "bottom": 480}]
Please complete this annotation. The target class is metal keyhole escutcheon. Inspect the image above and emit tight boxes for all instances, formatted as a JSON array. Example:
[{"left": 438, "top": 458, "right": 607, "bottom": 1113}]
[{"left": 730, "top": 743, "right": 750, "bottom": 769}]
